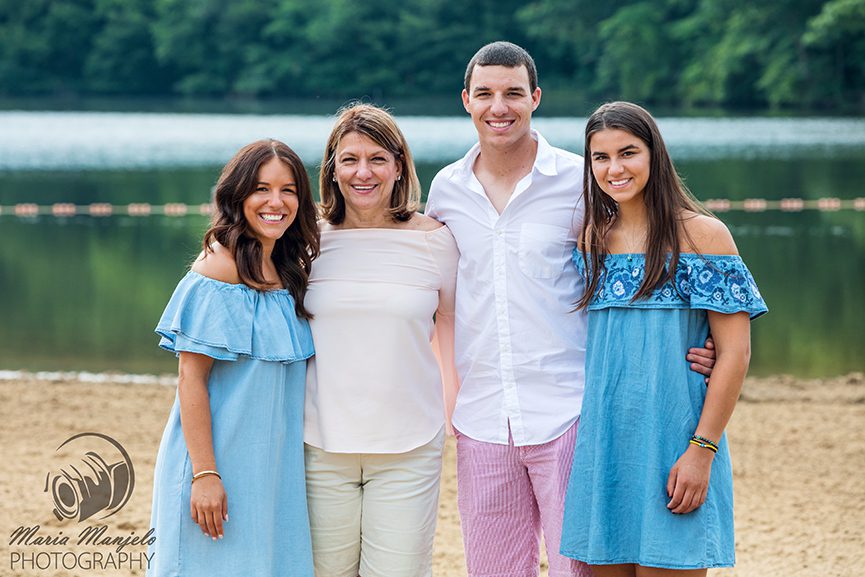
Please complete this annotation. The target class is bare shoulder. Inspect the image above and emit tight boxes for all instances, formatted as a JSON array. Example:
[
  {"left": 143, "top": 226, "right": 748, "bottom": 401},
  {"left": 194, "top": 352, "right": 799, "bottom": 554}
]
[
  {"left": 190, "top": 243, "right": 242, "bottom": 284},
  {"left": 681, "top": 213, "right": 738, "bottom": 255},
  {"left": 404, "top": 212, "right": 445, "bottom": 231}
]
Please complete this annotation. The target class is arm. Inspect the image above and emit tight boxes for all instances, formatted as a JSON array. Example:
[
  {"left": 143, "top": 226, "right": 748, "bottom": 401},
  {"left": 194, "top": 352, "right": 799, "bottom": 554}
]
[
  {"left": 432, "top": 313, "right": 459, "bottom": 433},
  {"left": 667, "top": 312, "right": 750, "bottom": 514},
  {"left": 165, "top": 247, "right": 239, "bottom": 538},
  {"left": 668, "top": 214, "right": 750, "bottom": 514},
  {"left": 178, "top": 351, "right": 228, "bottom": 539},
  {"left": 430, "top": 226, "right": 460, "bottom": 433}
]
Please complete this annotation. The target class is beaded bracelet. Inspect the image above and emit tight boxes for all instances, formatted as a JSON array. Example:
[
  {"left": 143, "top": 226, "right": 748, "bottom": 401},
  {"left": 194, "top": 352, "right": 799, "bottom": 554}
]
[
  {"left": 692, "top": 434, "right": 718, "bottom": 449},
  {"left": 689, "top": 435, "right": 719, "bottom": 453},
  {"left": 191, "top": 470, "right": 221, "bottom": 484}
]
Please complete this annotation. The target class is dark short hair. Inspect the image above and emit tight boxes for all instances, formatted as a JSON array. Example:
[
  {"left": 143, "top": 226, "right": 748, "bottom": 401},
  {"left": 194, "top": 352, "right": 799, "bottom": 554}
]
[
  {"left": 464, "top": 41, "right": 538, "bottom": 93},
  {"left": 319, "top": 103, "right": 420, "bottom": 225}
]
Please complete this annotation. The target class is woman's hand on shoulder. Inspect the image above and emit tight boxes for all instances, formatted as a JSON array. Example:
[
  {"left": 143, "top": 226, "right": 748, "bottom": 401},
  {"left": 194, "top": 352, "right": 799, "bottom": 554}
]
[
  {"left": 682, "top": 213, "right": 738, "bottom": 256},
  {"left": 190, "top": 475, "right": 228, "bottom": 540},
  {"left": 191, "top": 244, "right": 241, "bottom": 284}
]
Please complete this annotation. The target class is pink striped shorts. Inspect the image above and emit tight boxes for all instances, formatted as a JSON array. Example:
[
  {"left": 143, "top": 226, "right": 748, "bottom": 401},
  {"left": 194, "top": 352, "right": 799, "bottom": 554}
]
[{"left": 455, "top": 420, "right": 592, "bottom": 577}]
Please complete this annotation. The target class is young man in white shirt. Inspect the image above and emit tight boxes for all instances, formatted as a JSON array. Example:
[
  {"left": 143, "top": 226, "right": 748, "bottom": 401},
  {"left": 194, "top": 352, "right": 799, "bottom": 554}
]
[{"left": 425, "top": 41, "right": 715, "bottom": 577}]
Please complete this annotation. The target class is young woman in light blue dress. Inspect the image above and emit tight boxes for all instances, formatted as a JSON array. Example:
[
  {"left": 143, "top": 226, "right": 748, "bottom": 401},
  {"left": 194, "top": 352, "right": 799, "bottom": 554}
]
[
  {"left": 148, "top": 140, "right": 320, "bottom": 577},
  {"left": 560, "top": 102, "right": 767, "bottom": 577}
]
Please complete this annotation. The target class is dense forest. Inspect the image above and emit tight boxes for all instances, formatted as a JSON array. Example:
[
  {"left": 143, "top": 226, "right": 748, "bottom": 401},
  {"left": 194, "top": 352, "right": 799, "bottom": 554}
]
[{"left": 1, "top": 0, "right": 863, "bottom": 111}]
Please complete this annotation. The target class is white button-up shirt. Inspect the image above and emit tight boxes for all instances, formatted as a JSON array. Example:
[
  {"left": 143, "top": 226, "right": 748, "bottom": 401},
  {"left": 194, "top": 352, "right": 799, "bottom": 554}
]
[{"left": 425, "top": 130, "right": 588, "bottom": 446}]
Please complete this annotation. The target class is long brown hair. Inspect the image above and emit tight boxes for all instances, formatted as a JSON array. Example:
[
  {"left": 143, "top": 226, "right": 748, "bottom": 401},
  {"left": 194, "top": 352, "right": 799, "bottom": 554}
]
[
  {"left": 577, "top": 102, "right": 711, "bottom": 309},
  {"left": 203, "top": 139, "right": 320, "bottom": 318},
  {"left": 319, "top": 103, "right": 421, "bottom": 224}
]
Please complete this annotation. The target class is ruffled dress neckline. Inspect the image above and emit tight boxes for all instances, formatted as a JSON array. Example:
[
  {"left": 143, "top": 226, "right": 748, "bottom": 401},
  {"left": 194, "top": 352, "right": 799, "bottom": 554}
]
[
  {"left": 155, "top": 270, "right": 314, "bottom": 363},
  {"left": 573, "top": 251, "right": 768, "bottom": 319}
]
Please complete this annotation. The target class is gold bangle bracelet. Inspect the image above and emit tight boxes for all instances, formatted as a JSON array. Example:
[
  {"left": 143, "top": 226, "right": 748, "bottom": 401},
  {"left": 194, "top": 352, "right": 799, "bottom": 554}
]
[{"left": 191, "top": 470, "right": 221, "bottom": 484}]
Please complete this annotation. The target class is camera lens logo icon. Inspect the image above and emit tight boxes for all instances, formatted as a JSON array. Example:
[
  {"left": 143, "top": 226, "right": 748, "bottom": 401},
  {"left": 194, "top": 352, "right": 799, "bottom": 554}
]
[{"left": 44, "top": 432, "right": 135, "bottom": 523}]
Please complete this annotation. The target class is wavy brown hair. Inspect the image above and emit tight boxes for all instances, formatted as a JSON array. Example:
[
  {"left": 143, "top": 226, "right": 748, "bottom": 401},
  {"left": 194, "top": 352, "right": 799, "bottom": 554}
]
[
  {"left": 202, "top": 139, "right": 320, "bottom": 317},
  {"left": 577, "top": 102, "right": 712, "bottom": 310},
  {"left": 319, "top": 103, "right": 420, "bottom": 224}
]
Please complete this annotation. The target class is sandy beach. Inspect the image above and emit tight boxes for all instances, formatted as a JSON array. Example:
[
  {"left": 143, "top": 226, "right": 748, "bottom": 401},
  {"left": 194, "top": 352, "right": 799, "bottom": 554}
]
[{"left": 1, "top": 372, "right": 863, "bottom": 577}]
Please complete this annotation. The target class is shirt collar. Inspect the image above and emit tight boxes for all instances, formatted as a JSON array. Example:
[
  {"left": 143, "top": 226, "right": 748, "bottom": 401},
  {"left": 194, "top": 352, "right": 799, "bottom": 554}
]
[
  {"left": 533, "top": 130, "right": 559, "bottom": 177},
  {"left": 451, "top": 129, "right": 558, "bottom": 185}
]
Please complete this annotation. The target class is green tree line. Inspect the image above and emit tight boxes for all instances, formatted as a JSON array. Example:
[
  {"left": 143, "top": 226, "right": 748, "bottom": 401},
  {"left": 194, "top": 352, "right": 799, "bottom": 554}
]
[{"left": 1, "top": 0, "right": 862, "bottom": 110}]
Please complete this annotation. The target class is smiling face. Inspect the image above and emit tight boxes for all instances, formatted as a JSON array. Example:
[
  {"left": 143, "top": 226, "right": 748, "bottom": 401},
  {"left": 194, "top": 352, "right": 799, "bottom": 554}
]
[
  {"left": 333, "top": 131, "right": 401, "bottom": 218},
  {"left": 589, "top": 128, "right": 651, "bottom": 208},
  {"left": 242, "top": 157, "right": 299, "bottom": 247},
  {"left": 462, "top": 64, "right": 541, "bottom": 149}
]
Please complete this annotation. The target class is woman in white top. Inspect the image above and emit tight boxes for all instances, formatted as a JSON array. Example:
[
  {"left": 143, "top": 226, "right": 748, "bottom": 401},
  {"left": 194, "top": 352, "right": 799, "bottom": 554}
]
[{"left": 303, "top": 103, "right": 459, "bottom": 577}]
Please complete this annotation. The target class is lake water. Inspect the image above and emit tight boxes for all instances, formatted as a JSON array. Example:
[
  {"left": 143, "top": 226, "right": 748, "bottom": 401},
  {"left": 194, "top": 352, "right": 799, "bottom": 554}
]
[{"left": 1, "top": 112, "right": 864, "bottom": 378}]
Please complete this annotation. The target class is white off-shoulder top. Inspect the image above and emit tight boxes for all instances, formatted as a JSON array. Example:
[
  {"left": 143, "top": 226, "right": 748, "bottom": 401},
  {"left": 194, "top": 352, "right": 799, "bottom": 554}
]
[{"left": 303, "top": 225, "right": 459, "bottom": 453}]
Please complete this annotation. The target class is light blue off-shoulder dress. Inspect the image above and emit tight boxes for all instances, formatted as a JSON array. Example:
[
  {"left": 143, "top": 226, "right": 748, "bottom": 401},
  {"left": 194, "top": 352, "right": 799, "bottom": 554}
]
[
  {"left": 560, "top": 253, "right": 767, "bottom": 569},
  {"left": 148, "top": 271, "right": 314, "bottom": 577}
]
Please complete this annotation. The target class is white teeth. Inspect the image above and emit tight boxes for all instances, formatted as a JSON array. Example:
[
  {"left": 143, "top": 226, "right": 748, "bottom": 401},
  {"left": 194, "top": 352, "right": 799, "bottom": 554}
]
[
  {"left": 353, "top": 185, "right": 375, "bottom": 191},
  {"left": 489, "top": 121, "right": 512, "bottom": 128},
  {"left": 260, "top": 214, "right": 284, "bottom": 222},
  {"left": 610, "top": 179, "right": 630, "bottom": 186}
]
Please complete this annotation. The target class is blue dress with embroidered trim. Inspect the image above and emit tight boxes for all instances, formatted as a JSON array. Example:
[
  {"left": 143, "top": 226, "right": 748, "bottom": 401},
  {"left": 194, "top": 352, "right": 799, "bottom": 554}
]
[
  {"left": 560, "top": 253, "right": 767, "bottom": 569},
  {"left": 147, "top": 271, "right": 315, "bottom": 577}
]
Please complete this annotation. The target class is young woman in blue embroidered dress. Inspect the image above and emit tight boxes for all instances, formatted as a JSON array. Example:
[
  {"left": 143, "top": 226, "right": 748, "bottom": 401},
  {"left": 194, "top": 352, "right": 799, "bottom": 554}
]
[
  {"left": 148, "top": 140, "right": 320, "bottom": 577},
  {"left": 559, "top": 102, "right": 767, "bottom": 576}
]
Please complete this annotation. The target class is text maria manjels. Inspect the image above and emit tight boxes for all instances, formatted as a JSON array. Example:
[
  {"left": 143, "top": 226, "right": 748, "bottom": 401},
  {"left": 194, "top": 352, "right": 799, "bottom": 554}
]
[{"left": 9, "top": 524, "right": 155, "bottom": 553}]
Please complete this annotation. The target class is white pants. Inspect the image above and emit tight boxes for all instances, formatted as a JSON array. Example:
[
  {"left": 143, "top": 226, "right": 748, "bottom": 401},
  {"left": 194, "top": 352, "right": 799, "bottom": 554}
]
[{"left": 304, "top": 428, "right": 445, "bottom": 577}]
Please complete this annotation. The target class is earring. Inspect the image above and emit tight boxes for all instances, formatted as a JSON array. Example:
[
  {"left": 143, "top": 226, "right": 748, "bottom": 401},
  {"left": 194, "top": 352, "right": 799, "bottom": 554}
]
[
  {"left": 396, "top": 175, "right": 401, "bottom": 181},
  {"left": 332, "top": 175, "right": 336, "bottom": 182}
]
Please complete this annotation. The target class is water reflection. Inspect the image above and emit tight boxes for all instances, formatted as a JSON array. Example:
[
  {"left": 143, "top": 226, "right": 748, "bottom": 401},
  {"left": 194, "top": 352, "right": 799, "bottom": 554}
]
[
  {"left": 0, "top": 216, "right": 203, "bottom": 374},
  {"left": 728, "top": 211, "right": 865, "bottom": 376},
  {"left": 0, "top": 209, "right": 861, "bottom": 378}
]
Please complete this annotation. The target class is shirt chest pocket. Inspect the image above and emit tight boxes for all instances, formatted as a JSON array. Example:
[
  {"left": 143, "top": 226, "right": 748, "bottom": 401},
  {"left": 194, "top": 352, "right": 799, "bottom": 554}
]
[{"left": 517, "top": 223, "right": 569, "bottom": 279}]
